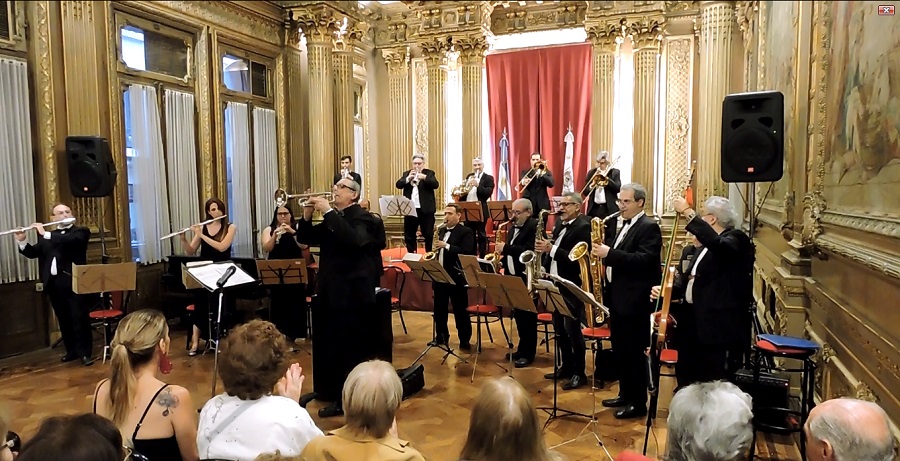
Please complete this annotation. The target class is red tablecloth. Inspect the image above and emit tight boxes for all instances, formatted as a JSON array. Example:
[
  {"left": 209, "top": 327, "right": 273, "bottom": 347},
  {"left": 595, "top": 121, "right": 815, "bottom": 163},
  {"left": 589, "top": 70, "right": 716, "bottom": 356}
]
[{"left": 379, "top": 248, "right": 487, "bottom": 312}]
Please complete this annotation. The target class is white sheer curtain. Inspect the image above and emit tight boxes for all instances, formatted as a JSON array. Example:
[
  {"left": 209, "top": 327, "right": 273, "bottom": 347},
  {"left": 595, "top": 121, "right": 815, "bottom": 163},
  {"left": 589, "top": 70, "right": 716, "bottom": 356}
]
[
  {"left": 164, "top": 90, "right": 200, "bottom": 242},
  {"left": 353, "top": 123, "right": 364, "bottom": 196},
  {"left": 225, "top": 102, "right": 252, "bottom": 258},
  {"left": 127, "top": 84, "right": 171, "bottom": 264},
  {"left": 0, "top": 58, "right": 38, "bottom": 282},
  {"left": 252, "top": 107, "right": 277, "bottom": 256},
  {"left": 445, "top": 66, "right": 463, "bottom": 203}
]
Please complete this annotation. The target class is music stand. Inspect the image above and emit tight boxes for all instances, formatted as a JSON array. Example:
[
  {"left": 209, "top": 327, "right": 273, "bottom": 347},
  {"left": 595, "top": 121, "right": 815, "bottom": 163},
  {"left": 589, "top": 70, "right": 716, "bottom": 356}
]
[
  {"left": 455, "top": 201, "right": 484, "bottom": 224},
  {"left": 404, "top": 256, "right": 469, "bottom": 367},
  {"left": 257, "top": 259, "right": 309, "bottom": 354},
  {"left": 186, "top": 262, "right": 257, "bottom": 398},
  {"left": 72, "top": 262, "right": 137, "bottom": 361},
  {"left": 379, "top": 195, "right": 417, "bottom": 218},
  {"left": 479, "top": 272, "right": 533, "bottom": 381},
  {"left": 487, "top": 200, "right": 514, "bottom": 226}
]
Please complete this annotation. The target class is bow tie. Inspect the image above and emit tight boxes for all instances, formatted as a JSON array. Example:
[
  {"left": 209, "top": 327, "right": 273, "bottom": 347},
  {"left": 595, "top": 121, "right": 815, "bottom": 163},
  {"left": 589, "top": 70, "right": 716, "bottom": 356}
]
[
  {"left": 514, "top": 225, "right": 523, "bottom": 229},
  {"left": 561, "top": 222, "right": 572, "bottom": 228},
  {"left": 622, "top": 218, "right": 632, "bottom": 225}
]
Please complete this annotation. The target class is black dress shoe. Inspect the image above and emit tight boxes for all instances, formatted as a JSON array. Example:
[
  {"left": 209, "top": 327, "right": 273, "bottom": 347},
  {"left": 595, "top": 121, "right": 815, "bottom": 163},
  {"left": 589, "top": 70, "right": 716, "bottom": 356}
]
[
  {"left": 81, "top": 356, "right": 95, "bottom": 366},
  {"left": 543, "top": 369, "right": 574, "bottom": 380},
  {"left": 514, "top": 357, "right": 533, "bottom": 368},
  {"left": 614, "top": 405, "right": 648, "bottom": 420},
  {"left": 459, "top": 342, "right": 472, "bottom": 351},
  {"left": 61, "top": 353, "right": 79, "bottom": 363},
  {"left": 602, "top": 396, "right": 628, "bottom": 408},
  {"left": 505, "top": 351, "right": 521, "bottom": 361},
  {"left": 562, "top": 374, "right": 586, "bottom": 390},
  {"left": 318, "top": 404, "right": 344, "bottom": 418}
]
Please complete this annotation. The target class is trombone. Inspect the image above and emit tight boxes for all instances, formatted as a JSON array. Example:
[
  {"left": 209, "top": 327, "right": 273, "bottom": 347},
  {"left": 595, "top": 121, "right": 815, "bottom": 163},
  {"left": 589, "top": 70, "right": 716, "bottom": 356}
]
[
  {"left": 159, "top": 215, "right": 228, "bottom": 240},
  {"left": 274, "top": 188, "right": 334, "bottom": 207},
  {"left": 515, "top": 160, "right": 545, "bottom": 192},
  {"left": 0, "top": 217, "right": 76, "bottom": 236}
]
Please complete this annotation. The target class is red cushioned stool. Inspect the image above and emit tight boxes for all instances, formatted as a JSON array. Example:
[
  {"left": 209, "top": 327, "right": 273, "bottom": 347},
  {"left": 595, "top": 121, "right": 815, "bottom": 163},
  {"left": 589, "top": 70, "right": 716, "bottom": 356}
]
[
  {"left": 91, "top": 292, "right": 126, "bottom": 363},
  {"left": 383, "top": 265, "right": 408, "bottom": 334},
  {"left": 465, "top": 303, "right": 510, "bottom": 353},
  {"left": 537, "top": 312, "right": 554, "bottom": 353}
]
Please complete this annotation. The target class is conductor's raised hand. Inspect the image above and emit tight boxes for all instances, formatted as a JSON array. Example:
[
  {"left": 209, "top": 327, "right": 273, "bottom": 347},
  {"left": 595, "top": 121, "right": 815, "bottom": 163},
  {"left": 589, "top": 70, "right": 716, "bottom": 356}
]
[{"left": 274, "top": 363, "right": 305, "bottom": 401}]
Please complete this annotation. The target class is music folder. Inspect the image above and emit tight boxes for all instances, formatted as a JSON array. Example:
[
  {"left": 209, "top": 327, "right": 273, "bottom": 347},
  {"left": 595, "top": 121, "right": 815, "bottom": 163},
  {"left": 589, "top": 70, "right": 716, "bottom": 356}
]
[
  {"left": 186, "top": 262, "right": 257, "bottom": 292},
  {"left": 544, "top": 273, "right": 610, "bottom": 317},
  {"left": 379, "top": 195, "right": 417, "bottom": 218},
  {"left": 534, "top": 279, "right": 574, "bottom": 319},
  {"left": 481, "top": 272, "right": 534, "bottom": 313}
]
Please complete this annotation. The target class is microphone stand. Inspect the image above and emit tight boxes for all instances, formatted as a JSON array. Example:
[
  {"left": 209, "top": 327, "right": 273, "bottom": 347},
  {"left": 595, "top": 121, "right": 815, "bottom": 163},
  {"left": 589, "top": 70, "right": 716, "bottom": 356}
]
[{"left": 210, "top": 268, "right": 236, "bottom": 398}]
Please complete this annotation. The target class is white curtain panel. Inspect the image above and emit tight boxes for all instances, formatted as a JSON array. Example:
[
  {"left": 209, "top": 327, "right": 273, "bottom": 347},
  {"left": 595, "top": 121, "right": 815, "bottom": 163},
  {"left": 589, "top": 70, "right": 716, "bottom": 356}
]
[
  {"left": 353, "top": 123, "right": 364, "bottom": 196},
  {"left": 225, "top": 102, "right": 253, "bottom": 258},
  {"left": 252, "top": 107, "right": 278, "bottom": 257},
  {"left": 164, "top": 90, "right": 200, "bottom": 243},
  {"left": 127, "top": 84, "right": 171, "bottom": 264},
  {"left": 0, "top": 58, "right": 38, "bottom": 282}
]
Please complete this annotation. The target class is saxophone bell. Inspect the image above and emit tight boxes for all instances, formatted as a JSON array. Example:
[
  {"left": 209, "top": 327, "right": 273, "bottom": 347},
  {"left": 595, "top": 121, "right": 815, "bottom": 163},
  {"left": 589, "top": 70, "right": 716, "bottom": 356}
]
[{"left": 422, "top": 223, "right": 445, "bottom": 261}]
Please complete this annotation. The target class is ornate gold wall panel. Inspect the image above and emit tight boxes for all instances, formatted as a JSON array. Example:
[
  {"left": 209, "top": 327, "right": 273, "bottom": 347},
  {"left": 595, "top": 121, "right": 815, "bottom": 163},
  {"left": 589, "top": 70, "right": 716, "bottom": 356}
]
[
  {"left": 196, "top": 28, "right": 215, "bottom": 201},
  {"left": 275, "top": 53, "right": 288, "bottom": 188},
  {"left": 28, "top": 1, "right": 61, "bottom": 211},
  {"left": 383, "top": 47, "right": 413, "bottom": 187},
  {"left": 285, "top": 42, "right": 309, "bottom": 193},
  {"left": 661, "top": 36, "right": 693, "bottom": 214},
  {"left": 412, "top": 57, "right": 429, "bottom": 160},
  {"left": 422, "top": 40, "right": 448, "bottom": 208},
  {"left": 127, "top": 1, "right": 283, "bottom": 45}
]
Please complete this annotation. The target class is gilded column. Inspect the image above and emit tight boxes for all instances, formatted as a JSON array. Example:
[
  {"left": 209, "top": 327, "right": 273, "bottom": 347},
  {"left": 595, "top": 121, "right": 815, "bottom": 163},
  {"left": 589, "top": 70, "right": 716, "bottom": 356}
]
[
  {"left": 295, "top": 12, "right": 338, "bottom": 191},
  {"left": 422, "top": 40, "right": 448, "bottom": 207},
  {"left": 284, "top": 28, "right": 308, "bottom": 192},
  {"left": 382, "top": 47, "right": 412, "bottom": 190},
  {"left": 630, "top": 21, "right": 663, "bottom": 214},
  {"left": 457, "top": 36, "right": 488, "bottom": 167},
  {"left": 333, "top": 28, "right": 360, "bottom": 169},
  {"left": 697, "top": 1, "right": 735, "bottom": 200},
  {"left": 587, "top": 23, "right": 620, "bottom": 157},
  {"left": 31, "top": 1, "right": 60, "bottom": 208},
  {"left": 662, "top": 36, "right": 695, "bottom": 214}
]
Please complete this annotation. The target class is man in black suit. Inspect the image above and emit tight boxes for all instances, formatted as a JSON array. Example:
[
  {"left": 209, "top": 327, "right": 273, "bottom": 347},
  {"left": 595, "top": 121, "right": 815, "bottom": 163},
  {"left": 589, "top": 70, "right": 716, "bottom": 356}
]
[
  {"left": 496, "top": 198, "right": 538, "bottom": 367},
  {"left": 583, "top": 150, "right": 621, "bottom": 245},
  {"left": 396, "top": 154, "right": 439, "bottom": 253},
  {"left": 536, "top": 192, "right": 591, "bottom": 390},
  {"left": 592, "top": 183, "right": 662, "bottom": 419},
  {"left": 519, "top": 152, "right": 554, "bottom": 214},
  {"left": 457, "top": 157, "right": 495, "bottom": 257},
  {"left": 430, "top": 203, "right": 475, "bottom": 350},
  {"left": 333, "top": 155, "right": 362, "bottom": 189},
  {"left": 16, "top": 204, "right": 92, "bottom": 366},
  {"left": 669, "top": 195, "right": 754, "bottom": 385},
  {"left": 296, "top": 178, "right": 384, "bottom": 417}
]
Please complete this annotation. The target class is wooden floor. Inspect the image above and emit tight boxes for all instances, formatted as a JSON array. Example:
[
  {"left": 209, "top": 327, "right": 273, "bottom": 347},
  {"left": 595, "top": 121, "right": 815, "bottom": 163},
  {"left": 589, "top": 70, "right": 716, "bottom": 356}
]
[{"left": 0, "top": 311, "right": 800, "bottom": 460}]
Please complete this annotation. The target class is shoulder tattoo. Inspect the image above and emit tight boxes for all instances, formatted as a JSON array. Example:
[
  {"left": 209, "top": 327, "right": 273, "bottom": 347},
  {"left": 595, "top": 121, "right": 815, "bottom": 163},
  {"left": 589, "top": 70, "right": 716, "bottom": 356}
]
[{"left": 158, "top": 388, "right": 180, "bottom": 417}]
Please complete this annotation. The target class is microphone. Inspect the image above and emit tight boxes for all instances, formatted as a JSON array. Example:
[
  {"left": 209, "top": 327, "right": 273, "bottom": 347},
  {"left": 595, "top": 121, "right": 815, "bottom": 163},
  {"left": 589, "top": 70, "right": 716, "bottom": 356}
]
[{"left": 216, "top": 265, "right": 237, "bottom": 289}]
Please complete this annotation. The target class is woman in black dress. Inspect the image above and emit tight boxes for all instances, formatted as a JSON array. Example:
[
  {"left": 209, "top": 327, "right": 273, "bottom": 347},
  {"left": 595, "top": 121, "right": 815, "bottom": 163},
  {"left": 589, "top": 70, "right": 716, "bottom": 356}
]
[
  {"left": 179, "top": 198, "right": 236, "bottom": 355},
  {"left": 260, "top": 205, "right": 308, "bottom": 340}
]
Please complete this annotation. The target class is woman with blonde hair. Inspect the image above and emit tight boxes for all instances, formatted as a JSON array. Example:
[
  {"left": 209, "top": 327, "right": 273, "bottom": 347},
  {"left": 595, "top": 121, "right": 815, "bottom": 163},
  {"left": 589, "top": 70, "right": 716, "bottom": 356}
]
[
  {"left": 459, "top": 376, "right": 563, "bottom": 461},
  {"left": 93, "top": 309, "right": 199, "bottom": 461}
]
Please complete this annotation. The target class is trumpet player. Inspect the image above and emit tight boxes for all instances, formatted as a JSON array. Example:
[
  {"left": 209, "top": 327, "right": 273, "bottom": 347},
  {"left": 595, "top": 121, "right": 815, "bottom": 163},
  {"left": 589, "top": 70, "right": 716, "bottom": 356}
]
[
  {"left": 396, "top": 154, "right": 439, "bottom": 253},
  {"left": 584, "top": 151, "right": 621, "bottom": 245},
  {"left": 495, "top": 198, "right": 538, "bottom": 367},
  {"left": 519, "top": 152, "right": 554, "bottom": 214},
  {"left": 15, "top": 204, "right": 93, "bottom": 366},
  {"left": 431, "top": 204, "right": 475, "bottom": 351},
  {"left": 535, "top": 193, "right": 590, "bottom": 390},
  {"left": 333, "top": 155, "right": 362, "bottom": 189},
  {"left": 457, "top": 157, "right": 495, "bottom": 257},
  {"left": 261, "top": 205, "right": 308, "bottom": 341}
]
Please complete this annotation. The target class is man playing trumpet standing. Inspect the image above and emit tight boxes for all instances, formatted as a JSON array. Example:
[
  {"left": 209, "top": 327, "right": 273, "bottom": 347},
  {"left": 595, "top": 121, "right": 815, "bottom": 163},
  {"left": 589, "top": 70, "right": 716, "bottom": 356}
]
[
  {"left": 457, "top": 157, "right": 495, "bottom": 258},
  {"left": 396, "top": 154, "right": 439, "bottom": 253},
  {"left": 583, "top": 150, "right": 621, "bottom": 245},
  {"left": 333, "top": 155, "right": 362, "bottom": 189}
]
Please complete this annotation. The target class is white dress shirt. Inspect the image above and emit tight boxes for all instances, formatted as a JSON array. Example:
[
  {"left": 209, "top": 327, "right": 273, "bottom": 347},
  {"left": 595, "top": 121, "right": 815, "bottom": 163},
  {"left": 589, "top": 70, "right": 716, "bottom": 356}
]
[
  {"left": 607, "top": 211, "right": 645, "bottom": 282},
  {"left": 17, "top": 227, "right": 72, "bottom": 276},
  {"left": 505, "top": 226, "right": 521, "bottom": 276},
  {"left": 685, "top": 247, "right": 709, "bottom": 304},
  {"left": 410, "top": 178, "right": 421, "bottom": 209},
  {"left": 593, "top": 182, "right": 607, "bottom": 204},
  {"left": 466, "top": 173, "right": 481, "bottom": 201},
  {"left": 548, "top": 220, "right": 573, "bottom": 277},
  {"left": 439, "top": 226, "right": 454, "bottom": 265}
]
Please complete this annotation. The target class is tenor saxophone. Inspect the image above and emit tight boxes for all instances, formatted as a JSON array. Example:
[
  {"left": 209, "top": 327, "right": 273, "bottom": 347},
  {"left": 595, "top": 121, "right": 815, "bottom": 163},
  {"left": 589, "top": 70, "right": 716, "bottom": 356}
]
[
  {"left": 422, "top": 225, "right": 444, "bottom": 261},
  {"left": 519, "top": 209, "right": 550, "bottom": 292},
  {"left": 484, "top": 220, "right": 510, "bottom": 272}
]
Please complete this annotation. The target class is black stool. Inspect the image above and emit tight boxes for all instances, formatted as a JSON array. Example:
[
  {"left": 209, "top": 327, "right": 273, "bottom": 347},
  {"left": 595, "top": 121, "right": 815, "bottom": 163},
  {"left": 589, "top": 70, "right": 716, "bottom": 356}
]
[{"left": 749, "top": 338, "right": 817, "bottom": 461}]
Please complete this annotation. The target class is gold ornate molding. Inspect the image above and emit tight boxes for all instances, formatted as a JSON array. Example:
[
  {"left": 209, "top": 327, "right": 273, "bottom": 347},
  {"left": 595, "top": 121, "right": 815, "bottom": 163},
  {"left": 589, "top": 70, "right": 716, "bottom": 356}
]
[
  {"left": 134, "top": 1, "right": 282, "bottom": 45},
  {"left": 586, "top": 21, "right": 623, "bottom": 50},
  {"left": 781, "top": 192, "right": 795, "bottom": 241},
  {"left": 382, "top": 46, "right": 410, "bottom": 74},
  {"left": 275, "top": 53, "right": 288, "bottom": 188},
  {"left": 662, "top": 36, "right": 694, "bottom": 214},
  {"left": 196, "top": 28, "right": 214, "bottom": 200},
  {"left": 420, "top": 38, "right": 449, "bottom": 67},
  {"left": 490, "top": 1, "right": 586, "bottom": 35},
  {"left": 629, "top": 17, "right": 664, "bottom": 49},
  {"left": 816, "top": 234, "right": 900, "bottom": 280},
  {"left": 31, "top": 1, "right": 60, "bottom": 208},
  {"left": 454, "top": 35, "right": 489, "bottom": 65},
  {"left": 291, "top": 9, "right": 340, "bottom": 44},
  {"left": 855, "top": 382, "right": 878, "bottom": 402}
]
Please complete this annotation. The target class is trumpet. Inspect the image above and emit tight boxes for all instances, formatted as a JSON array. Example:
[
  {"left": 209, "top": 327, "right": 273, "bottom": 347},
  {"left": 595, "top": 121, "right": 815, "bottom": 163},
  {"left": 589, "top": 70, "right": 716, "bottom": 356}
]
[
  {"left": 340, "top": 168, "right": 351, "bottom": 180},
  {"left": 274, "top": 188, "right": 303, "bottom": 207},
  {"left": 0, "top": 217, "right": 77, "bottom": 236},
  {"left": 275, "top": 188, "right": 334, "bottom": 208},
  {"left": 410, "top": 167, "right": 422, "bottom": 187},
  {"left": 159, "top": 215, "right": 228, "bottom": 240},
  {"left": 515, "top": 161, "right": 545, "bottom": 192}
]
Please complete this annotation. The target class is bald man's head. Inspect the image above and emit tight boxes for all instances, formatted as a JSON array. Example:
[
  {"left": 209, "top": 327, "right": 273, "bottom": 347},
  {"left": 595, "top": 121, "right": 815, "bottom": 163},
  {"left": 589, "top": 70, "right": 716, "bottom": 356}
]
[{"left": 805, "top": 398, "right": 894, "bottom": 461}]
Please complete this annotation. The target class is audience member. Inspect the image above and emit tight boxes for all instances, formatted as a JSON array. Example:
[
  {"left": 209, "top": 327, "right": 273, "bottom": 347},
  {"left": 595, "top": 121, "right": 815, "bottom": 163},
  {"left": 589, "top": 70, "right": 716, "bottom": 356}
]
[
  {"left": 301, "top": 360, "right": 425, "bottom": 461},
  {"left": 805, "top": 398, "right": 895, "bottom": 461},
  {"left": 93, "top": 309, "right": 199, "bottom": 461},
  {"left": 664, "top": 381, "right": 753, "bottom": 461},
  {"left": 0, "top": 404, "right": 13, "bottom": 461},
  {"left": 458, "top": 376, "right": 563, "bottom": 461},
  {"left": 198, "top": 320, "right": 322, "bottom": 461},
  {"left": 16, "top": 413, "right": 123, "bottom": 461}
]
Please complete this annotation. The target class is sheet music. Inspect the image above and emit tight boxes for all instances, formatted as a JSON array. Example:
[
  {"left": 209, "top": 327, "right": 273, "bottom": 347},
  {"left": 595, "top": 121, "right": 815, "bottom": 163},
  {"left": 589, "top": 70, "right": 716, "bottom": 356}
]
[
  {"left": 402, "top": 252, "right": 423, "bottom": 262},
  {"left": 379, "top": 195, "right": 417, "bottom": 217},
  {"left": 544, "top": 273, "right": 609, "bottom": 315},
  {"left": 186, "top": 262, "right": 256, "bottom": 290}
]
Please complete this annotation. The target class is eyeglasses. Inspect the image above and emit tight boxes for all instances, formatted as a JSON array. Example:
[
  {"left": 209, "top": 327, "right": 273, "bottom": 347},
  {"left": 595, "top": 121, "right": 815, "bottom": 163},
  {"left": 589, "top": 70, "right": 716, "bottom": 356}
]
[
  {"left": 558, "top": 202, "right": 577, "bottom": 208},
  {"left": 276, "top": 212, "right": 290, "bottom": 216},
  {"left": 334, "top": 183, "right": 357, "bottom": 192},
  {"left": 511, "top": 209, "right": 527, "bottom": 215}
]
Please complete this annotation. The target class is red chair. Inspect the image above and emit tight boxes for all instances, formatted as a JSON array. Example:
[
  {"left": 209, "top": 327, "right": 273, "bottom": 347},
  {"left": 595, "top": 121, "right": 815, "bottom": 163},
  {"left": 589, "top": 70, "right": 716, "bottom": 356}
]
[
  {"left": 537, "top": 312, "right": 554, "bottom": 353},
  {"left": 90, "top": 292, "right": 126, "bottom": 363},
  {"left": 614, "top": 450, "right": 655, "bottom": 461},
  {"left": 383, "top": 265, "right": 408, "bottom": 334},
  {"left": 466, "top": 292, "right": 511, "bottom": 353}
]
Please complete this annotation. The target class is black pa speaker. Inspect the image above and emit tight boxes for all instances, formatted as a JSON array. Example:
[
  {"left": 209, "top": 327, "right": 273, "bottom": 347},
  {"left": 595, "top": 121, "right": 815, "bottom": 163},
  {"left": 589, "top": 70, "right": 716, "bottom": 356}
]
[
  {"left": 721, "top": 91, "right": 784, "bottom": 183},
  {"left": 66, "top": 136, "right": 117, "bottom": 197}
]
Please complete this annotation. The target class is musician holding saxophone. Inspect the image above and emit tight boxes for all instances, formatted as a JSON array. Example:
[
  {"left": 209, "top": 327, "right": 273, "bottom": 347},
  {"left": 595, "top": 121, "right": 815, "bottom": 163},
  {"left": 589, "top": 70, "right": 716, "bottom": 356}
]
[
  {"left": 534, "top": 193, "right": 591, "bottom": 390},
  {"left": 583, "top": 151, "right": 621, "bottom": 245},
  {"left": 396, "top": 155, "right": 439, "bottom": 253},
  {"left": 456, "top": 157, "right": 495, "bottom": 257},
  {"left": 518, "top": 152, "right": 554, "bottom": 214},
  {"left": 429, "top": 204, "right": 475, "bottom": 351},
  {"left": 494, "top": 198, "right": 538, "bottom": 367}
]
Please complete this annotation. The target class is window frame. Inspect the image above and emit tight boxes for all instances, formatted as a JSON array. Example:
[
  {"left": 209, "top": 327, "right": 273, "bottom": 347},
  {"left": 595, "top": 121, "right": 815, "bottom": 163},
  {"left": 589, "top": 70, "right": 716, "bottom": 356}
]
[
  {"left": 218, "top": 45, "right": 274, "bottom": 104},
  {"left": 114, "top": 11, "right": 195, "bottom": 87}
]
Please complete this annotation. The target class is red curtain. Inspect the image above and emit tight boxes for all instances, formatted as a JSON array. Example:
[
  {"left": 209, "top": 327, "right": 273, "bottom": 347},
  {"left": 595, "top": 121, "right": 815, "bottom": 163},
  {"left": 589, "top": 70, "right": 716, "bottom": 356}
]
[
  {"left": 486, "top": 49, "right": 542, "bottom": 199},
  {"left": 486, "top": 43, "right": 594, "bottom": 200}
]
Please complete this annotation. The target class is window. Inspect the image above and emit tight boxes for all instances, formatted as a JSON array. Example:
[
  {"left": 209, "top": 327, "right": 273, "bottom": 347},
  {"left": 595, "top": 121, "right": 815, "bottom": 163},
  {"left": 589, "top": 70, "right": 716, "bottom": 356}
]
[
  {"left": 123, "top": 90, "right": 140, "bottom": 259},
  {"left": 117, "top": 15, "right": 192, "bottom": 82},
  {"left": 0, "top": 1, "right": 13, "bottom": 42},
  {"left": 222, "top": 54, "right": 269, "bottom": 98}
]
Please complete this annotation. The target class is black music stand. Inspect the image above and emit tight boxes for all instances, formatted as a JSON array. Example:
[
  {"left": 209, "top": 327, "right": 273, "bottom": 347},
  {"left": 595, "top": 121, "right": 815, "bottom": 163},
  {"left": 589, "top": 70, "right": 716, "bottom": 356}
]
[
  {"left": 456, "top": 201, "right": 484, "bottom": 224},
  {"left": 257, "top": 259, "right": 309, "bottom": 354},
  {"left": 405, "top": 256, "right": 469, "bottom": 367},
  {"left": 533, "top": 280, "right": 591, "bottom": 428},
  {"left": 487, "top": 200, "right": 514, "bottom": 226},
  {"left": 480, "top": 272, "right": 533, "bottom": 381},
  {"left": 186, "top": 262, "right": 258, "bottom": 398},
  {"left": 72, "top": 262, "right": 137, "bottom": 361}
]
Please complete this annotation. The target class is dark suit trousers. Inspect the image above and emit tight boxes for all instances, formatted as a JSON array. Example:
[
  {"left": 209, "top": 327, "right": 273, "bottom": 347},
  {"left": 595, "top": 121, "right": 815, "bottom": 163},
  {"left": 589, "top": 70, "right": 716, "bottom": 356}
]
[
  {"left": 464, "top": 220, "right": 487, "bottom": 257},
  {"left": 268, "top": 284, "right": 308, "bottom": 340},
  {"left": 609, "top": 313, "right": 650, "bottom": 408},
  {"left": 588, "top": 203, "right": 617, "bottom": 246},
  {"left": 433, "top": 282, "right": 472, "bottom": 344},
  {"left": 47, "top": 275, "right": 92, "bottom": 357},
  {"left": 403, "top": 210, "right": 435, "bottom": 253},
  {"left": 552, "top": 292, "right": 586, "bottom": 377},
  {"left": 512, "top": 274, "right": 538, "bottom": 359}
]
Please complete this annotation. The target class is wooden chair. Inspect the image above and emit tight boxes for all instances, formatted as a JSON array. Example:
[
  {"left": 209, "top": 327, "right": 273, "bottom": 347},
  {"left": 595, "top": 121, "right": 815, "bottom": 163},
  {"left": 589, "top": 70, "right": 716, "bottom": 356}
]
[{"left": 383, "top": 265, "right": 408, "bottom": 334}]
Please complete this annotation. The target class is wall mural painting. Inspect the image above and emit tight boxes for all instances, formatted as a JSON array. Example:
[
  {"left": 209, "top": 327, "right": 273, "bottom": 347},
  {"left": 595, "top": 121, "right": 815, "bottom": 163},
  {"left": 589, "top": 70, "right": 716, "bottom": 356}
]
[
  {"left": 824, "top": 1, "right": 900, "bottom": 215},
  {"left": 764, "top": 0, "right": 798, "bottom": 205}
]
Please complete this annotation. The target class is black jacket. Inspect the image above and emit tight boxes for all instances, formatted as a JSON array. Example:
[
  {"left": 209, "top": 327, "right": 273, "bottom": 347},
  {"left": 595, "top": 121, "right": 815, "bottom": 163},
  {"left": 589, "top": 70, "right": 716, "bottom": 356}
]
[
  {"left": 520, "top": 168, "right": 554, "bottom": 212},
  {"left": 603, "top": 214, "right": 663, "bottom": 316},
  {"left": 584, "top": 167, "right": 621, "bottom": 217},
  {"left": 671, "top": 244, "right": 700, "bottom": 302},
  {"left": 458, "top": 172, "right": 495, "bottom": 221},
  {"left": 684, "top": 217, "right": 754, "bottom": 345},
  {"left": 333, "top": 171, "right": 363, "bottom": 188},
  {"left": 19, "top": 226, "right": 90, "bottom": 284},
  {"left": 436, "top": 224, "right": 475, "bottom": 286},
  {"left": 543, "top": 215, "right": 591, "bottom": 286},
  {"left": 296, "top": 204, "right": 382, "bottom": 309},
  {"left": 500, "top": 217, "right": 537, "bottom": 279},
  {"left": 396, "top": 169, "right": 440, "bottom": 214}
]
